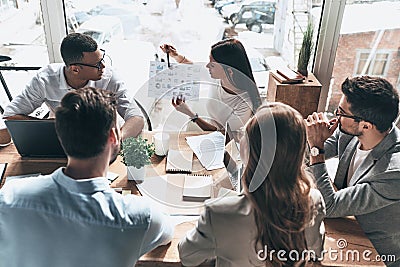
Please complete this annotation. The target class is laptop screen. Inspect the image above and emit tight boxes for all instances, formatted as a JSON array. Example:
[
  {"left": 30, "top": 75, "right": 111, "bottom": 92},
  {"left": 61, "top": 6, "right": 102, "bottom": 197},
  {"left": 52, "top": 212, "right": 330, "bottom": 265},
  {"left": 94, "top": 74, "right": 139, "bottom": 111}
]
[
  {"left": 223, "top": 122, "right": 242, "bottom": 192},
  {"left": 5, "top": 120, "right": 66, "bottom": 158}
]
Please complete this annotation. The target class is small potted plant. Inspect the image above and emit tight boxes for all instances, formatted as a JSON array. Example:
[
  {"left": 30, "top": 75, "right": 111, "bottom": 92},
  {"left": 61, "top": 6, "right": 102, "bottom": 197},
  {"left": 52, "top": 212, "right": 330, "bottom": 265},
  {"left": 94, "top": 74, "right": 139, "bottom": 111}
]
[
  {"left": 297, "top": 21, "right": 314, "bottom": 77},
  {"left": 120, "top": 136, "right": 155, "bottom": 183}
]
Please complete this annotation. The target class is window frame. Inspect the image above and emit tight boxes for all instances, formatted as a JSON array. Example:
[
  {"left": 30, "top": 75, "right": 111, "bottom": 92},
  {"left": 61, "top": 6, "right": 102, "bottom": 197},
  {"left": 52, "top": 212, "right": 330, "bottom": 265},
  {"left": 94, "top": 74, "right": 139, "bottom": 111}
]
[{"left": 354, "top": 49, "right": 392, "bottom": 77}]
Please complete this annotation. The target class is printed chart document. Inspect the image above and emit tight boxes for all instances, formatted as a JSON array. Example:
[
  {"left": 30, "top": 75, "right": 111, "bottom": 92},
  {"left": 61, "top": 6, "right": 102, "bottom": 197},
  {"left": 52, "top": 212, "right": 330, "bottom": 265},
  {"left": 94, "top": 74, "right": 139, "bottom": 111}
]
[
  {"left": 186, "top": 131, "right": 225, "bottom": 170},
  {"left": 148, "top": 61, "right": 202, "bottom": 100},
  {"left": 182, "top": 174, "right": 213, "bottom": 202},
  {"left": 166, "top": 149, "right": 193, "bottom": 173}
]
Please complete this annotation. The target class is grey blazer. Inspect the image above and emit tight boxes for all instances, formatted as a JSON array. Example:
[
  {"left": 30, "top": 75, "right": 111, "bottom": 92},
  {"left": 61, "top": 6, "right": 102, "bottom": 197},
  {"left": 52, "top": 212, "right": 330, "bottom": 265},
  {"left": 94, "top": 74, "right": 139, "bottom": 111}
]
[
  {"left": 310, "top": 126, "right": 400, "bottom": 266},
  {"left": 178, "top": 190, "right": 325, "bottom": 267}
]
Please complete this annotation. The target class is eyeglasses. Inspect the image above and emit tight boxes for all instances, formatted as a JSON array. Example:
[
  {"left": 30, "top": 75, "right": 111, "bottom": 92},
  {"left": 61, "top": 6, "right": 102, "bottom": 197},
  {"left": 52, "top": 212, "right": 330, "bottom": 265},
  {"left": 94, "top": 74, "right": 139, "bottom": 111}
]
[
  {"left": 334, "top": 108, "right": 364, "bottom": 121},
  {"left": 70, "top": 49, "right": 106, "bottom": 70}
]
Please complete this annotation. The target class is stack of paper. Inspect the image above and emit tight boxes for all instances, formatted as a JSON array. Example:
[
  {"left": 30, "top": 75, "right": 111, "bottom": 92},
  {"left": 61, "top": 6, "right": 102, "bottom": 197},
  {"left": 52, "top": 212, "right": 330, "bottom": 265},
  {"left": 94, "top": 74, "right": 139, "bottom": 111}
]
[
  {"left": 186, "top": 131, "right": 225, "bottom": 170},
  {"left": 182, "top": 174, "right": 213, "bottom": 202}
]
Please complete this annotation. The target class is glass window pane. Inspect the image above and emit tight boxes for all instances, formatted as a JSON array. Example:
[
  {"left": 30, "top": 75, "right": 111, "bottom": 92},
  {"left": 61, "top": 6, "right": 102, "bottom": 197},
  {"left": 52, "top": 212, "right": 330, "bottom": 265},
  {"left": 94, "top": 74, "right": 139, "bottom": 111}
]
[
  {"left": 0, "top": 0, "right": 48, "bottom": 110},
  {"left": 62, "top": 0, "right": 321, "bottom": 131},
  {"left": 326, "top": 0, "right": 399, "bottom": 112}
]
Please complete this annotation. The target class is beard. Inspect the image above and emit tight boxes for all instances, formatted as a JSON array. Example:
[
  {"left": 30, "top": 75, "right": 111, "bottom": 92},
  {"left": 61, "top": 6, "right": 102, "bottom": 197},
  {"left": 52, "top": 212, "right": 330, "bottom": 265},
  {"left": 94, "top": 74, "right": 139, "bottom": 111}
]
[
  {"left": 339, "top": 123, "right": 362, "bottom": 136},
  {"left": 109, "top": 143, "right": 120, "bottom": 165}
]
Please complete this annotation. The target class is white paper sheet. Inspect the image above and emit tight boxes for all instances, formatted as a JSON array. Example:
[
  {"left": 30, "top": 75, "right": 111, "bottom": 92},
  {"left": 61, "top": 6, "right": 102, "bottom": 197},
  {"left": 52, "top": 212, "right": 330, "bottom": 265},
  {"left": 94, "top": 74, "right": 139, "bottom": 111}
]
[{"left": 186, "top": 131, "right": 225, "bottom": 170}]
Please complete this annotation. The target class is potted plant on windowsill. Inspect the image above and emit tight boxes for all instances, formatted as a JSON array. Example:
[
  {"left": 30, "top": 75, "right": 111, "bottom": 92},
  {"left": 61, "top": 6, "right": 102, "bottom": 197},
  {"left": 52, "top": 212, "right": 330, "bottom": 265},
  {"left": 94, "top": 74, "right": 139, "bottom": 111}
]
[
  {"left": 120, "top": 136, "right": 155, "bottom": 183},
  {"left": 297, "top": 21, "right": 314, "bottom": 77}
]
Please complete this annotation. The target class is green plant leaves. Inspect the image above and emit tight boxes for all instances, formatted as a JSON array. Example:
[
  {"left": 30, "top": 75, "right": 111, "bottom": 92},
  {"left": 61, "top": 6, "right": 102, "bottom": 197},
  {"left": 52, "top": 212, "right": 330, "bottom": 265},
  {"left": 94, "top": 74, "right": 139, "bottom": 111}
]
[
  {"left": 297, "top": 22, "right": 314, "bottom": 73},
  {"left": 120, "top": 136, "right": 155, "bottom": 169}
]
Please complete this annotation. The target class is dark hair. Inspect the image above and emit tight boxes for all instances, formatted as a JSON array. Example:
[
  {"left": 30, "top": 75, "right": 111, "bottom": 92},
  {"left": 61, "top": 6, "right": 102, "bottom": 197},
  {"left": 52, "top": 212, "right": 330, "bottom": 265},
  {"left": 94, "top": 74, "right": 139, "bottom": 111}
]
[
  {"left": 55, "top": 87, "right": 117, "bottom": 159},
  {"left": 60, "top": 33, "right": 98, "bottom": 66},
  {"left": 211, "top": 38, "right": 262, "bottom": 112},
  {"left": 341, "top": 76, "right": 399, "bottom": 132},
  {"left": 242, "top": 102, "right": 314, "bottom": 266}
]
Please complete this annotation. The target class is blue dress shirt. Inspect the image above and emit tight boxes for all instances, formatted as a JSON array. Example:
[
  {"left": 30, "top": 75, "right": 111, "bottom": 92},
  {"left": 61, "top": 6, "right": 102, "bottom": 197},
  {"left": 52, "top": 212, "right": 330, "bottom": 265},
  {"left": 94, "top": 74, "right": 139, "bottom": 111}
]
[{"left": 0, "top": 168, "right": 173, "bottom": 267}]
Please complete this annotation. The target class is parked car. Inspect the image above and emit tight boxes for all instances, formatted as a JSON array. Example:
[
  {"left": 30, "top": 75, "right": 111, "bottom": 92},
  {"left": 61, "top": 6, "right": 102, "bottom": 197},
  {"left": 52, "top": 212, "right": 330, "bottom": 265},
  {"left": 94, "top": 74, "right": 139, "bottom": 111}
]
[
  {"left": 66, "top": 11, "right": 91, "bottom": 31},
  {"left": 76, "top": 16, "right": 124, "bottom": 45},
  {"left": 215, "top": 0, "right": 240, "bottom": 14},
  {"left": 89, "top": 4, "right": 141, "bottom": 39},
  {"left": 221, "top": 0, "right": 275, "bottom": 23},
  {"left": 232, "top": 3, "right": 276, "bottom": 33}
]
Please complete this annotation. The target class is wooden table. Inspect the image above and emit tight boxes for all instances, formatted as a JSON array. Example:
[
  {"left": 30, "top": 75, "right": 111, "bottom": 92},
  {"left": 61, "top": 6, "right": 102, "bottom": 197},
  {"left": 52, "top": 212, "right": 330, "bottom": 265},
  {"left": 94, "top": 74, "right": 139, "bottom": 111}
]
[{"left": 0, "top": 131, "right": 384, "bottom": 266}]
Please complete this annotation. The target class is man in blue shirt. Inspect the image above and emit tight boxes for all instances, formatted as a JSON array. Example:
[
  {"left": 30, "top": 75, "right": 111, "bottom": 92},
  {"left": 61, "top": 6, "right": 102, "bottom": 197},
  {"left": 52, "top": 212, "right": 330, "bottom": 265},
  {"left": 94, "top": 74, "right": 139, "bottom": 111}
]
[{"left": 0, "top": 87, "right": 173, "bottom": 267}]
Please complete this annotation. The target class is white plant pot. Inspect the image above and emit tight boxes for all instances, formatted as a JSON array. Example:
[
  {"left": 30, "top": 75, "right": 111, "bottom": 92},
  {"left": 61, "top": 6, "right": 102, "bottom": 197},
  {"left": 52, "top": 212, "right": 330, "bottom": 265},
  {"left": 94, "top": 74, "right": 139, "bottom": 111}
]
[{"left": 127, "top": 166, "right": 145, "bottom": 183}]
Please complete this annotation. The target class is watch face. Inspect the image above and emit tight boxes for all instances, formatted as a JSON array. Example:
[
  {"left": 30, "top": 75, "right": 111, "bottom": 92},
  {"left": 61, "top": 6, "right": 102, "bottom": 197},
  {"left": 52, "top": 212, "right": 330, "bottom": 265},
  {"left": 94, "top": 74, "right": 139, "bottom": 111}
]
[{"left": 310, "top": 147, "right": 319, "bottom": 157}]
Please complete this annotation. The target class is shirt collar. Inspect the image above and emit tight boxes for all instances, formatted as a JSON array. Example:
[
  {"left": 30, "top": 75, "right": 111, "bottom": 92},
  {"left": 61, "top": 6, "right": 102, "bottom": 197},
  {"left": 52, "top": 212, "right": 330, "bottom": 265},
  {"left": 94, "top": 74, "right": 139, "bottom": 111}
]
[
  {"left": 59, "top": 66, "right": 74, "bottom": 91},
  {"left": 52, "top": 167, "right": 110, "bottom": 194}
]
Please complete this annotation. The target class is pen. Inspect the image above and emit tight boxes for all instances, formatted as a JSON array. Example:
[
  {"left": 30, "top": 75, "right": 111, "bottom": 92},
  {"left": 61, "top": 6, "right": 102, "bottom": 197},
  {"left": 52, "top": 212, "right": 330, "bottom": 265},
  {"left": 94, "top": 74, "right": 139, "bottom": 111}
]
[{"left": 166, "top": 51, "right": 170, "bottom": 68}]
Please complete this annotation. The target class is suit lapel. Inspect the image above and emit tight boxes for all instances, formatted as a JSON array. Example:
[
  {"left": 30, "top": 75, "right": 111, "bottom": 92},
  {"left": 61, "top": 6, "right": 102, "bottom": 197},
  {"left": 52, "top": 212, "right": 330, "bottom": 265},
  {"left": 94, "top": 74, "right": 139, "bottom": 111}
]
[
  {"left": 334, "top": 138, "right": 358, "bottom": 189},
  {"left": 349, "top": 127, "right": 400, "bottom": 186}
]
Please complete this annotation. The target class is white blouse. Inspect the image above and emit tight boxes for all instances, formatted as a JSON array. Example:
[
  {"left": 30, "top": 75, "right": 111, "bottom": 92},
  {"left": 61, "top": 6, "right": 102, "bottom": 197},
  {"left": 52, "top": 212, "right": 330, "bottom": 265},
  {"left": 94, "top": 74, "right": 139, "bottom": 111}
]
[{"left": 206, "top": 83, "right": 254, "bottom": 131}]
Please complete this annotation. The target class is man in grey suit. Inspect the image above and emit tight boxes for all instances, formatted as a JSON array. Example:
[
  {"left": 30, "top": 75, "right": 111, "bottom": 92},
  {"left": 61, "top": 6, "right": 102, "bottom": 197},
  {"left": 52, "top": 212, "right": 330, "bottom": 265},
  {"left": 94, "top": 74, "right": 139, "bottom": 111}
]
[{"left": 305, "top": 76, "right": 399, "bottom": 266}]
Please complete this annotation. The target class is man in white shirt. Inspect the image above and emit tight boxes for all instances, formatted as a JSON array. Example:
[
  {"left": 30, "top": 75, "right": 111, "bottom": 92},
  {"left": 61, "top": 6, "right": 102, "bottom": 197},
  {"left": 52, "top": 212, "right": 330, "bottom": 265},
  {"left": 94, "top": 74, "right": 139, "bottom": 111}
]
[
  {"left": 0, "top": 87, "right": 173, "bottom": 267},
  {"left": 2, "top": 33, "right": 144, "bottom": 140}
]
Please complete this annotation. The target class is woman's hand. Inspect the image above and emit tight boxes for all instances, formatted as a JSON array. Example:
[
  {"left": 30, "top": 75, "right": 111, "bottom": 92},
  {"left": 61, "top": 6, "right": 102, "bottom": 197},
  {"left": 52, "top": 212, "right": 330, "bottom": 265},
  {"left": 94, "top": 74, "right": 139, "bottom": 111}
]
[
  {"left": 160, "top": 44, "right": 178, "bottom": 57},
  {"left": 171, "top": 95, "right": 195, "bottom": 118}
]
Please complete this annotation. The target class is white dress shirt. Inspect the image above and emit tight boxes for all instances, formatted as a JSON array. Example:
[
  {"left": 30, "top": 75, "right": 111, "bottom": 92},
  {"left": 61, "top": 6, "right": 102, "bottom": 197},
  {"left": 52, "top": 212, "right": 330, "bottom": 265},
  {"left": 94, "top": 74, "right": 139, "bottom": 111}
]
[{"left": 3, "top": 63, "right": 142, "bottom": 120}]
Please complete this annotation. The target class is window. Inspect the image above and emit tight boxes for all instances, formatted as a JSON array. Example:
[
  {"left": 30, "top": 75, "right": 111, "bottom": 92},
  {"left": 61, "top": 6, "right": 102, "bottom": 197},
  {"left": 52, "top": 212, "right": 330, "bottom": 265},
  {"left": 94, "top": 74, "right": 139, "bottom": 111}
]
[
  {"left": 0, "top": 0, "right": 48, "bottom": 110},
  {"left": 315, "top": 0, "right": 400, "bottom": 112},
  {"left": 355, "top": 51, "right": 391, "bottom": 76}
]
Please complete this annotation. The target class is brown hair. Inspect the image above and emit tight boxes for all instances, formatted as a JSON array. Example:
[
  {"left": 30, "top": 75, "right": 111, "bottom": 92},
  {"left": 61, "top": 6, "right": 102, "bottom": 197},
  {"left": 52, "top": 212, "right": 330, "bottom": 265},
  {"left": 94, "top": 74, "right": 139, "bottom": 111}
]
[
  {"left": 211, "top": 38, "right": 262, "bottom": 112},
  {"left": 242, "top": 102, "right": 314, "bottom": 266},
  {"left": 55, "top": 87, "right": 117, "bottom": 159}
]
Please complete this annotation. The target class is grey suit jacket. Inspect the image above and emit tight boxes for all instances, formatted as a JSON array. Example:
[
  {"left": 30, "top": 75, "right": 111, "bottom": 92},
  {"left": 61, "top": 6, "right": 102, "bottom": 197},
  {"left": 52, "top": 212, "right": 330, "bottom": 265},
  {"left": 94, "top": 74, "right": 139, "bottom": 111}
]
[
  {"left": 178, "top": 190, "right": 325, "bottom": 267},
  {"left": 310, "top": 126, "right": 400, "bottom": 266}
]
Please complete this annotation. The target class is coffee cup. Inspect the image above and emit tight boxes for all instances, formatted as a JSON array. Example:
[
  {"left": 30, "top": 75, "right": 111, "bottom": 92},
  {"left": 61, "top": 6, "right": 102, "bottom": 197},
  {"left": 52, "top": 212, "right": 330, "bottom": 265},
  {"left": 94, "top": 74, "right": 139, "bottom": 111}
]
[{"left": 153, "top": 132, "right": 170, "bottom": 156}]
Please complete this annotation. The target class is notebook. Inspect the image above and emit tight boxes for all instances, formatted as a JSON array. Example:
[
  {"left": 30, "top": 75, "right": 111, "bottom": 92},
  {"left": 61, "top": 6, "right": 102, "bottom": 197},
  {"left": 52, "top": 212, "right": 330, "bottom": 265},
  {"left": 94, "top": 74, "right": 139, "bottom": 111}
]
[
  {"left": 182, "top": 174, "right": 213, "bottom": 202},
  {"left": 165, "top": 149, "right": 193, "bottom": 173},
  {"left": 4, "top": 120, "right": 66, "bottom": 158}
]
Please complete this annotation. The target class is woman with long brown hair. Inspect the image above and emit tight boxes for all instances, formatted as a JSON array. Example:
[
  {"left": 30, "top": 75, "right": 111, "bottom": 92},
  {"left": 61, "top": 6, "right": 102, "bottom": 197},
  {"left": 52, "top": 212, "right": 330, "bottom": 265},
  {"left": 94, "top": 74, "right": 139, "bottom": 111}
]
[
  {"left": 160, "top": 38, "right": 261, "bottom": 131},
  {"left": 178, "top": 102, "right": 326, "bottom": 266}
]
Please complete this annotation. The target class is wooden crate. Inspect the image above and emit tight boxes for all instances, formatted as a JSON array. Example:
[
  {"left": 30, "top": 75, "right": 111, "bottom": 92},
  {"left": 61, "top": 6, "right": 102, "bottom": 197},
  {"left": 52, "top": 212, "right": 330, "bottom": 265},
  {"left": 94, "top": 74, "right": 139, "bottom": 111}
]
[{"left": 266, "top": 72, "right": 322, "bottom": 118}]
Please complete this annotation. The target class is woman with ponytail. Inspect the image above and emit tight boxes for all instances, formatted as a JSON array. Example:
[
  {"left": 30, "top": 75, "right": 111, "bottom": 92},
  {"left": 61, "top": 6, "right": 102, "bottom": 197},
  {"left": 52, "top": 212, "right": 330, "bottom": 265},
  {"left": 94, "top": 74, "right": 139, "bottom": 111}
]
[{"left": 178, "top": 102, "right": 326, "bottom": 267}]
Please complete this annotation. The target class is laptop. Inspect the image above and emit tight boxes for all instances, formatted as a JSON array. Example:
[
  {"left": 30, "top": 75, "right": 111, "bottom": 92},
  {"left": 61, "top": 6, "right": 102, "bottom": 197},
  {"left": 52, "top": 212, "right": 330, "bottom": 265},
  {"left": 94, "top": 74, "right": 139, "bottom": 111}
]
[
  {"left": 5, "top": 120, "right": 66, "bottom": 158},
  {"left": 223, "top": 122, "right": 242, "bottom": 192}
]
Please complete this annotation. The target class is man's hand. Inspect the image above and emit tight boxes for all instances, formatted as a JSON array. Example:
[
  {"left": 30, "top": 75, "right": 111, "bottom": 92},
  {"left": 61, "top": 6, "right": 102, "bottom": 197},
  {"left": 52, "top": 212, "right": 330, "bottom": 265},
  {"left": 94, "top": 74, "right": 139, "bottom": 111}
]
[{"left": 305, "top": 112, "right": 338, "bottom": 148}]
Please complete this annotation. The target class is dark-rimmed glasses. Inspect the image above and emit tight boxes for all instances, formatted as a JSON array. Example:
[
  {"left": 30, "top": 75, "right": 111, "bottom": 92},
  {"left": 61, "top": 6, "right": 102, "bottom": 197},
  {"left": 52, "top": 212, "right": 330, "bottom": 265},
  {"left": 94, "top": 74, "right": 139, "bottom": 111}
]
[
  {"left": 70, "top": 49, "right": 106, "bottom": 70},
  {"left": 334, "top": 107, "right": 364, "bottom": 121}
]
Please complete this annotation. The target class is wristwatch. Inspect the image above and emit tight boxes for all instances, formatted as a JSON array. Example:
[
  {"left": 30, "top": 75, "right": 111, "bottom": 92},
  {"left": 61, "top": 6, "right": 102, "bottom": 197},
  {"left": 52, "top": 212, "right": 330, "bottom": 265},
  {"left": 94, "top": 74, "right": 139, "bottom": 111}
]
[
  {"left": 310, "top": 146, "right": 325, "bottom": 157},
  {"left": 190, "top": 113, "right": 199, "bottom": 122}
]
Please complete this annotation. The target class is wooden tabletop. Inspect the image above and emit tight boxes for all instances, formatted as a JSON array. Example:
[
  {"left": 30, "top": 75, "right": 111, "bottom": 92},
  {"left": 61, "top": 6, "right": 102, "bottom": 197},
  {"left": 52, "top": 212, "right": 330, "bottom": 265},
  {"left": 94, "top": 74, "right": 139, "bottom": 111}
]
[{"left": 0, "top": 131, "right": 384, "bottom": 266}]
